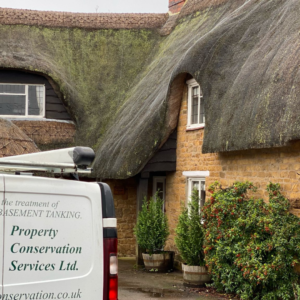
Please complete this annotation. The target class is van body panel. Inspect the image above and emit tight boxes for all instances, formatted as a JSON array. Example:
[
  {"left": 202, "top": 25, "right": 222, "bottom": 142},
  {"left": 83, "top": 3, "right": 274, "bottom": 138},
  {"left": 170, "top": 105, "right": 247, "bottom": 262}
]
[
  {"left": 0, "top": 174, "right": 4, "bottom": 286},
  {"left": 0, "top": 175, "right": 105, "bottom": 299}
]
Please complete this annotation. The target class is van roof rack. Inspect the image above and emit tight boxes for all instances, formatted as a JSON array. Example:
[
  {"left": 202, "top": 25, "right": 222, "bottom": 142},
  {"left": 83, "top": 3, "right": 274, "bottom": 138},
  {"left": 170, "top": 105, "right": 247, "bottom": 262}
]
[{"left": 0, "top": 147, "right": 95, "bottom": 174}]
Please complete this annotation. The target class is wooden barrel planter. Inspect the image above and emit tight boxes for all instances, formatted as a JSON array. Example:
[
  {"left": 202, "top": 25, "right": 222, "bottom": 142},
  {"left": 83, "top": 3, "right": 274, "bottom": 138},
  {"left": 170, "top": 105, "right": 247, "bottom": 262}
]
[
  {"left": 142, "top": 252, "right": 172, "bottom": 272},
  {"left": 182, "top": 264, "right": 211, "bottom": 287}
]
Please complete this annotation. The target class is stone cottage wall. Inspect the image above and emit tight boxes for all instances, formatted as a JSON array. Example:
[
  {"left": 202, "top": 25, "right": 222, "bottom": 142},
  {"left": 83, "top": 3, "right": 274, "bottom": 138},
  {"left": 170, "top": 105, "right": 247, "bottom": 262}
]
[
  {"left": 164, "top": 85, "right": 300, "bottom": 259},
  {"left": 104, "top": 178, "right": 137, "bottom": 257}
]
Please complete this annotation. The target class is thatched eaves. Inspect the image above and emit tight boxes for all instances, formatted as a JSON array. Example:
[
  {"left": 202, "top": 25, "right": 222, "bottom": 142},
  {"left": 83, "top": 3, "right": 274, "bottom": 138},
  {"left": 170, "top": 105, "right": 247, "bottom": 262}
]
[{"left": 178, "top": 0, "right": 300, "bottom": 153}]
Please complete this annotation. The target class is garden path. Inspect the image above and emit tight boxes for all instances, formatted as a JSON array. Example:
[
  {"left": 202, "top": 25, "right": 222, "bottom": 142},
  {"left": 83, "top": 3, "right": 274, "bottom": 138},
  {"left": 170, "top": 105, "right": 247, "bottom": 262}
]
[{"left": 118, "top": 258, "right": 223, "bottom": 300}]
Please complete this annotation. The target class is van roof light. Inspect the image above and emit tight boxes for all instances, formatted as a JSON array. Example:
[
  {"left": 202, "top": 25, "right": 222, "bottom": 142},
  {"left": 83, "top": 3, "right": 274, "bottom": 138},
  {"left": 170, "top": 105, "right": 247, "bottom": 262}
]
[
  {"left": 0, "top": 147, "right": 95, "bottom": 174},
  {"left": 73, "top": 147, "right": 95, "bottom": 168}
]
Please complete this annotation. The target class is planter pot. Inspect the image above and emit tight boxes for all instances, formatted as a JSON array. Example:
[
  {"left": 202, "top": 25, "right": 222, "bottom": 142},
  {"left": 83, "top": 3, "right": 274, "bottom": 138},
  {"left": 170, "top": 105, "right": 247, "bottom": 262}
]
[
  {"left": 182, "top": 264, "right": 211, "bottom": 287},
  {"left": 294, "top": 263, "right": 300, "bottom": 274},
  {"left": 142, "top": 252, "right": 173, "bottom": 272}
]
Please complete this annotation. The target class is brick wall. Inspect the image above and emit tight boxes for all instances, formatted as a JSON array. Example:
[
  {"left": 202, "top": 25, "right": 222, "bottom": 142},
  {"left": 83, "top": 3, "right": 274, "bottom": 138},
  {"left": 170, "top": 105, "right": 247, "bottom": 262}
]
[
  {"left": 164, "top": 85, "right": 300, "bottom": 256},
  {"left": 13, "top": 120, "right": 75, "bottom": 146},
  {"left": 169, "top": 0, "right": 186, "bottom": 14},
  {"left": 104, "top": 178, "right": 137, "bottom": 257},
  {"left": 0, "top": 8, "right": 168, "bottom": 29}
]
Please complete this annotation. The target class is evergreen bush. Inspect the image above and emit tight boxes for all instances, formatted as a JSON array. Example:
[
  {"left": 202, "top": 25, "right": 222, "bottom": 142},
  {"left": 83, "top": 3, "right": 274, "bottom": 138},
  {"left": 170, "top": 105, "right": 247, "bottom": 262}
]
[
  {"left": 175, "top": 189, "right": 205, "bottom": 266},
  {"left": 134, "top": 195, "right": 169, "bottom": 255},
  {"left": 202, "top": 181, "right": 300, "bottom": 300}
]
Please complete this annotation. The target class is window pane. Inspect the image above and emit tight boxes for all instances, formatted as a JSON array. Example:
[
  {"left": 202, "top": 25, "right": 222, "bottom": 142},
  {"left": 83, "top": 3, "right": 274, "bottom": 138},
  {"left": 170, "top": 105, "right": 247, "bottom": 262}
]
[
  {"left": 193, "top": 86, "right": 199, "bottom": 96},
  {"left": 192, "top": 181, "right": 200, "bottom": 192},
  {"left": 28, "top": 86, "right": 44, "bottom": 116},
  {"left": 200, "top": 97, "right": 205, "bottom": 124},
  {"left": 0, "top": 84, "right": 25, "bottom": 94},
  {"left": 200, "top": 181, "right": 205, "bottom": 191},
  {"left": 192, "top": 97, "right": 199, "bottom": 124},
  {"left": 200, "top": 181, "right": 206, "bottom": 208},
  {"left": 156, "top": 182, "right": 164, "bottom": 200},
  {"left": 0, "top": 95, "right": 25, "bottom": 115},
  {"left": 191, "top": 86, "right": 200, "bottom": 124}
]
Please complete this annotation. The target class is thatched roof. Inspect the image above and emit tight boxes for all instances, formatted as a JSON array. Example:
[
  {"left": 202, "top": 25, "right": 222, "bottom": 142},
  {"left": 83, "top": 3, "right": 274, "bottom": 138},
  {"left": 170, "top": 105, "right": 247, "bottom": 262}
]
[
  {"left": 95, "top": 0, "right": 300, "bottom": 178},
  {"left": 0, "top": 0, "right": 299, "bottom": 178},
  {"left": 0, "top": 119, "right": 39, "bottom": 157},
  {"left": 0, "top": 12, "right": 163, "bottom": 157}
]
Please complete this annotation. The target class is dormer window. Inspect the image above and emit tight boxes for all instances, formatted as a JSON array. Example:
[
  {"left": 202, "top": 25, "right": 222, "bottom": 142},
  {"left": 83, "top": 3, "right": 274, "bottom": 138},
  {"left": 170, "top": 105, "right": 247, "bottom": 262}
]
[
  {"left": 186, "top": 79, "right": 204, "bottom": 129},
  {"left": 0, "top": 84, "right": 45, "bottom": 118}
]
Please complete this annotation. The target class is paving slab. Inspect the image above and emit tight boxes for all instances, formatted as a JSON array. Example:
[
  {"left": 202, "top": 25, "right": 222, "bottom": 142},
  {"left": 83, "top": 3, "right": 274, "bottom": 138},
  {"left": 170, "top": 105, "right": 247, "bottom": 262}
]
[{"left": 118, "top": 258, "right": 223, "bottom": 300}]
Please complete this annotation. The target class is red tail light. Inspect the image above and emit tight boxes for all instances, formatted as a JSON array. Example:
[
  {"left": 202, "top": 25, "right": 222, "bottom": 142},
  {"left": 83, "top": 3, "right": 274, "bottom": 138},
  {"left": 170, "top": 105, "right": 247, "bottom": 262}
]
[
  {"left": 109, "top": 277, "right": 118, "bottom": 300},
  {"left": 103, "top": 238, "right": 118, "bottom": 300}
]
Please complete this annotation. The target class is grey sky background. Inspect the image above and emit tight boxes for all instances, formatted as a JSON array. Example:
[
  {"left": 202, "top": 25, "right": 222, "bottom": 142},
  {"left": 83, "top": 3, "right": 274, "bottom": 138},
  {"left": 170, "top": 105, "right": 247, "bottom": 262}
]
[{"left": 0, "top": 0, "right": 169, "bottom": 13}]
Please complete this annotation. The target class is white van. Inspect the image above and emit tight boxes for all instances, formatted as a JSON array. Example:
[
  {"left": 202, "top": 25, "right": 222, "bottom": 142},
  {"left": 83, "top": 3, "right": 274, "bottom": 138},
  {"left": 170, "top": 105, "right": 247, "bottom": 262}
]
[{"left": 0, "top": 147, "right": 118, "bottom": 300}]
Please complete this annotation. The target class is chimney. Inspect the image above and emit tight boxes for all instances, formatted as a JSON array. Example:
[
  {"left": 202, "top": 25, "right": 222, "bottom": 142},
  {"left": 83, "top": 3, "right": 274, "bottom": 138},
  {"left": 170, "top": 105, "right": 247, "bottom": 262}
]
[{"left": 169, "top": 0, "right": 186, "bottom": 14}]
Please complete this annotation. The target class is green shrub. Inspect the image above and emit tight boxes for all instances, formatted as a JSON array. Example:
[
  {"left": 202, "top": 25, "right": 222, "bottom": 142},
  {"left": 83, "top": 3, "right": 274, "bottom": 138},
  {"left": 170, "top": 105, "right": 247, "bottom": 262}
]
[
  {"left": 202, "top": 181, "right": 300, "bottom": 300},
  {"left": 294, "top": 283, "right": 300, "bottom": 300},
  {"left": 175, "top": 189, "right": 205, "bottom": 266},
  {"left": 134, "top": 195, "right": 169, "bottom": 255}
]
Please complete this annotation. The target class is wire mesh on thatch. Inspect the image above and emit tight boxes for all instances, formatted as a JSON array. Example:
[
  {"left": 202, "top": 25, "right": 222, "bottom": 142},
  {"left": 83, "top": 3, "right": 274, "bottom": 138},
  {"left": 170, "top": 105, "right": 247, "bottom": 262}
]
[{"left": 0, "top": 118, "right": 40, "bottom": 158}]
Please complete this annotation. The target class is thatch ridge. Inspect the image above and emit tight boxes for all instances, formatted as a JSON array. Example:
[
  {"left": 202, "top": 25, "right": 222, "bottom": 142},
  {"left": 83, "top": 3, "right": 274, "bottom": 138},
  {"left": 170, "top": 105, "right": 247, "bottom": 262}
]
[{"left": 0, "top": 7, "right": 168, "bottom": 29}]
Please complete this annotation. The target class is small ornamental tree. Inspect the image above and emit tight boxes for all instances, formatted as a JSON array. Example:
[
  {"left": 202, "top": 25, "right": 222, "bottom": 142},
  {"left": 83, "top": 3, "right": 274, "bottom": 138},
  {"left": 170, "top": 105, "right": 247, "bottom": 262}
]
[
  {"left": 134, "top": 195, "right": 169, "bottom": 255},
  {"left": 202, "top": 181, "right": 300, "bottom": 300},
  {"left": 175, "top": 189, "right": 205, "bottom": 266}
]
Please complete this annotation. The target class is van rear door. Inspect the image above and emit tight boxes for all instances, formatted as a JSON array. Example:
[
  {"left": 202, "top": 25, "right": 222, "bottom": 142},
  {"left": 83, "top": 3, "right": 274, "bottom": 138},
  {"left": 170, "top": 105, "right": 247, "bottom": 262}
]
[{"left": 0, "top": 175, "right": 105, "bottom": 300}]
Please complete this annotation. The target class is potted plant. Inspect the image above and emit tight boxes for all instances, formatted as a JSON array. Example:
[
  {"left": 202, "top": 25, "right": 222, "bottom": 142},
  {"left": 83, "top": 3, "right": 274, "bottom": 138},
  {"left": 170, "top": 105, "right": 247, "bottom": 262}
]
[
  {"left": 175, "top": 189, "right": 211, "bottom": 286},
  {"left": 134, "top": 194, "right": 170, "bottom": 272}
]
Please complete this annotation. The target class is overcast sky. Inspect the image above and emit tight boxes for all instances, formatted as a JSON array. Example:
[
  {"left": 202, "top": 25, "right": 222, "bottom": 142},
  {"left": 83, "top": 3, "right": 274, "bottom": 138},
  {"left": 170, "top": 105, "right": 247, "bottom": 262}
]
[{"left": 0, "top": 0, "right": 169, "bottom": 13}]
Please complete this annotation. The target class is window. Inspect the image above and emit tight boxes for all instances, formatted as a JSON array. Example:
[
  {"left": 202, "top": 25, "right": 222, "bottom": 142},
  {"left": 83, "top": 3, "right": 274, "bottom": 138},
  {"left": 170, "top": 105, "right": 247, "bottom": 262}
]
[
  {"left": 186, "top": 78, "right": 204, "bottom": 129},
  {"left": 153, "top": 176, "right": 166, "bottom": 211},
  {"left": 183, "top": 171, "right": 209, "bottom": 210},
  {"left": 188, "top": 178, "right": 206, "bottom": 209},
  {"left": 0, "top": 84, "right": 45, "bottom": 118}
]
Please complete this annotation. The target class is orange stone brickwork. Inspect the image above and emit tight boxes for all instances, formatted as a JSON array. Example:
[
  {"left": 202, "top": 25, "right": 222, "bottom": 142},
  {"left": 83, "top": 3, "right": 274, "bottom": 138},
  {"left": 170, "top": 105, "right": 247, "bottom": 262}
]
[
  {"left": 104, "top": 178, "right": 137, "bottom": 257},
  {"left": 164, "top": 85, "right": 300, "bottom": 254}
]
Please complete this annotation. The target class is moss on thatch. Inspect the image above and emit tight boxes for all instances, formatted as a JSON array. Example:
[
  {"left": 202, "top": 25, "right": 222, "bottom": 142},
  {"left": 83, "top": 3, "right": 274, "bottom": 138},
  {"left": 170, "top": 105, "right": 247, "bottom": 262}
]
[{"left": 0, "top": 25, "right": 161, "bottom": 150}]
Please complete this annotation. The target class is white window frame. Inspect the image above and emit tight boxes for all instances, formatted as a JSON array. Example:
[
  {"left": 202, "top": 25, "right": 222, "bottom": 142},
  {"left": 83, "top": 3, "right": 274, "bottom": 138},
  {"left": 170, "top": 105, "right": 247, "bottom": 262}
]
[
  {"left": 186, "top": 78, "right": 204, "bottom": 130},
  {"left": 0, "top": 83, "right": 46, "bottom": 118},
  {"left": 183, "top": 171, "right": 209, "bottom": 211}
]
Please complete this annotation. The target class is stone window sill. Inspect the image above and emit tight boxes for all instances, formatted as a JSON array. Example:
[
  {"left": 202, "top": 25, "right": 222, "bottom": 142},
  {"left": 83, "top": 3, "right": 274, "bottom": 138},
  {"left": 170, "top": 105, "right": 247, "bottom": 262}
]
[{"left": 186, "top": 125, "right": 205, "bottom": 131}]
